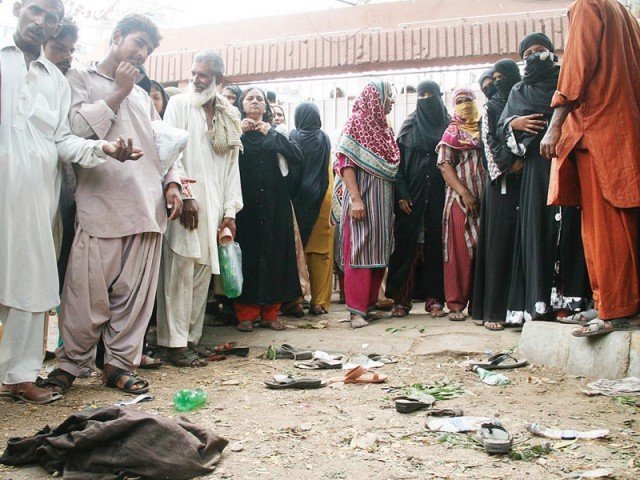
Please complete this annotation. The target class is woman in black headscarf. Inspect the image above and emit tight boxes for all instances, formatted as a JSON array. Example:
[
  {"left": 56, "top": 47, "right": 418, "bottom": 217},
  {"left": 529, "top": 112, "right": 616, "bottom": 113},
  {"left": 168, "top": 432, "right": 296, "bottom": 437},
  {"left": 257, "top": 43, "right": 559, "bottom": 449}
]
[
  {"left": 290, "top": 103, "right": 334, "bottom": 315},
  {"left": 150, "top": 80, "right": 169, "bottom": 118},
  {"left": 233, "top": 87, "right": 304, "bottom": 332},
  {"left": 222, "top": 84, "right": 243, "bottom": 110},
  {"left": 499, "top": 33, "right": 591, "bottom": 324},
  {"left": 479, "top": 68, "right": 497, "bottom": 100},
  {"left": 386, "top": 80, "right": 450, "bottom": 318},
  {"left": 472, "top": 59, "right": 523, "bottom": 330}
]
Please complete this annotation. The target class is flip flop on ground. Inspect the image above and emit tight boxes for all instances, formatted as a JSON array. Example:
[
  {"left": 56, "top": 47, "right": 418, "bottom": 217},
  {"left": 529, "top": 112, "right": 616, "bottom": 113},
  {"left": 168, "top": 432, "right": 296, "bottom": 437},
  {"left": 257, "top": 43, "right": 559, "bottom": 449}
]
[
  {"left": 476, "top": 422, "right": 513, "bottom": 454},
  {"left": 295, "top": 357, "right": 344, "bottom": 370},
  {"left": 449, "top": 310, "right": 466, "bottom": 322},
  {"left": 467, "top": 353, "right": 528, "bottom": 370},
  {"left": 264, "top": 374, "right": 326, "bottom": 389},
  {"left": 394, "top": 395, "right": 436, "bottom": 413},
  {"left": 330, "top": 365, "right": 388, "bottom": 384},
  {"left": 275, "top": 344, "right": 313, "bottom": 360}
]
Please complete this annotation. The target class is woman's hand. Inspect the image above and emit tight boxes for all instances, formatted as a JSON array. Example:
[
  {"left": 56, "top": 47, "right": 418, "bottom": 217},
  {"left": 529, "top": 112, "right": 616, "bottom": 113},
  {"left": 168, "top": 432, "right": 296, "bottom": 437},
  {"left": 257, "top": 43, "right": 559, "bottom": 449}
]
[
  {"left": 460, "top": 189, "right": 479, "bottom": 217},
  {"left": 241, "top": 118, "right": 256, "bottom": 134},
  {"left": 350, "top": 198, "right": 366, "bottom": 221},
  {"left": 510, "top": 159, "right": 524, "bottom": 174},
  {"left": 398, "top": 199, "right": 412, "bottom": 215},
  {"left": 255, "top": 121, "right": 271, "bottom": 136},
  {"left": 510, "top": 114, "right": 546, "bottom": 134}
]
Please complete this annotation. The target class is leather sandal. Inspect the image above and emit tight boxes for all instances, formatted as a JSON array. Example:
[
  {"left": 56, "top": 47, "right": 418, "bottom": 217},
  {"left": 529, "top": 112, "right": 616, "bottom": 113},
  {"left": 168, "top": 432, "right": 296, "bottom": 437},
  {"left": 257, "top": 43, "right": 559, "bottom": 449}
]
[
  {"left": 103, "top": 367, "right": 150, "bottom": 394},
  {"left": 38, "top": 368, "right": 76, "bottom": 394},
  {"left": 1, "top": 382, "right": 63, "bottom": 404}
]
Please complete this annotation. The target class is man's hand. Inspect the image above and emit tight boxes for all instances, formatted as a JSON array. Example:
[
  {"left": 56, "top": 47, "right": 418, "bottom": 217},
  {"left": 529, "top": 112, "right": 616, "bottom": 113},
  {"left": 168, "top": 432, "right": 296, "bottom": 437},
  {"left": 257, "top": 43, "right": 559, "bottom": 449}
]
[
  {"left": 102, "top": 136, "right": 143, "bottom": 162},
  {"left": 540, "top": 125, "right": 561, "bottom": 160},
  {"left": 241, "top": 118, "right": 256, "bottom": 134},
  {"left": 165, "top": 183, "right": 183, "bottom": 220},
  {"left": 218, "top": 217, "right": 236, "bottom": 238},
  {"left": 180, "top": 177, "right": 196, "bottom": 199},
  {"left": 350, "top": 198, "right": 366, "bottom": 221},
  {"left": 180, "top": 198, "right": 199, "bottom": 230},
  {"left": 114, "top": 61, "right": 138, "bottom": 97},
  {"left": 460, "top": 190, "right": 479, "bottom": 217},
  {"left": 399, "top": 199, "right": 412, "bottom": 215},
  {"left": 510, "top": 114, "right": 547, "bottom": 134}
]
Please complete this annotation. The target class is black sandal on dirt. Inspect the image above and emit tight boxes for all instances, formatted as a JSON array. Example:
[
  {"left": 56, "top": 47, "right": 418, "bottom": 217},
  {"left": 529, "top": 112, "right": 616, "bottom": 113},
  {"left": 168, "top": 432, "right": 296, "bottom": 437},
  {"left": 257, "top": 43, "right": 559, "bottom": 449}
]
[
  {"left": 275, "top": 344, "right": 313, "bottom": 360},
  {"left": 264, "top": 374, "right": 326, "bottom": 389},
  {"left": 394, "top": 395, "right": 436, "bottom": 413},
  {"left": 476, "top": 422, "right": 513, "bottom": 454},
  {"left": 165, "top": 348, "right": 208, "bottom": 368},
  {"left": 38, "top": 368, "right": 76, "bottom": 394},
  {"left": 468, "top": 353, "right": 528, "bottom": 370},
  {"left": 215, "top": 342, "right": 250, "bottom": 357},
  {"left": 103, "top": 368, "right": 150, "bottom": 394}
]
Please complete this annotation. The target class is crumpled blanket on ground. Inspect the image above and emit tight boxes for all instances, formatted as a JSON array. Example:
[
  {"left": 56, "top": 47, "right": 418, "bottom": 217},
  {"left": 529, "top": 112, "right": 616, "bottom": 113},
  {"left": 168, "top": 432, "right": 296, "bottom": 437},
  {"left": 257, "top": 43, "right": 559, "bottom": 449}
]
[
  {"left": 0, "top": 406, "right": 228, "bottom": 480},
  {"left": 582, "top": 377, "right": 640, "bottom": 397}
]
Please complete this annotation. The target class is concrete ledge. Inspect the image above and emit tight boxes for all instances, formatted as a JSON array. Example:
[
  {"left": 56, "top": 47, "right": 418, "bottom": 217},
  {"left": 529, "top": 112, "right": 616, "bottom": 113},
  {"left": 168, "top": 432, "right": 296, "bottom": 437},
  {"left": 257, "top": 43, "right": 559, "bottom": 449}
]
[{"left": 518, "top": 322, "right": 640, "bottom": 379}]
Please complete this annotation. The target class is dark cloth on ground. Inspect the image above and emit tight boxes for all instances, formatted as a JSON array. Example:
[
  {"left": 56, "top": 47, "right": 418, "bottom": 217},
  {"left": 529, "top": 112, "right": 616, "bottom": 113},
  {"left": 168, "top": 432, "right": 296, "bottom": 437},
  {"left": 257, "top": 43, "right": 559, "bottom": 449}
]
[
  {"left": 235, "top": 128, "right": 304, "bottom": 305},
  {"left": 290, "top": 102, "right": 332, "bottom": 246},
  {"left": 0, "top": 406, "right": 228, "bottom": 480}
]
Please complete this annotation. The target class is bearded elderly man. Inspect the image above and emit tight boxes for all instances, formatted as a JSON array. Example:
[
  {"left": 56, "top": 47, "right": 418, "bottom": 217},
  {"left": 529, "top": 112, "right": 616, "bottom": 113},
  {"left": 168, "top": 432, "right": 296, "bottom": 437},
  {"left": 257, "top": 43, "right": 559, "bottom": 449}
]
[
  {"left": 41, "top": 14, "right": 183, "bottom": 396},
  {"left": 0, "top": 0, "right": 141, "bottom": 404},
  {"left": 156, "top": 51, "right": 243, "bottom": 367}
]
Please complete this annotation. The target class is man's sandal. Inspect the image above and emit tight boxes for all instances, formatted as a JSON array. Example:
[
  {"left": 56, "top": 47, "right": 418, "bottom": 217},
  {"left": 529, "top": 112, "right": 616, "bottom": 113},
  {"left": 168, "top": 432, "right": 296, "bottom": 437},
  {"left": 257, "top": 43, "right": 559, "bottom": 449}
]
[
  {"left": 2, "top": 382, "right": 63, "bottom": 404},
  {"left": 38, "top": 368, "right": 76, "bottom": 394},
  {"left": 165, "top": 348, "right": 208, "bottom": 368},
  {"left": 103, "top": 368, "right": 150, "bottom": 394},
  {"left": 572, "top": 318, "right": 630, "bottom": 337}
]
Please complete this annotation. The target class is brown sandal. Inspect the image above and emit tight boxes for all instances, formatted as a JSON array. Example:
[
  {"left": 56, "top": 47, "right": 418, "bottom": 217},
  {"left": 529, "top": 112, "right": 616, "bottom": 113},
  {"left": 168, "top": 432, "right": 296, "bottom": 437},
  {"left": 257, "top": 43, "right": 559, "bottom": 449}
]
[
  {"left": 258, "top": 319, "right": 287, "bottom": 331},
  {"left": 1, "top": 382, "right": 63, "bottom": 404},
  {"left": 330, "top": 366, "right": 388, "bottom": 384},
  {"left": 237, "top": 320, "right": 255, "bottom": 332}
]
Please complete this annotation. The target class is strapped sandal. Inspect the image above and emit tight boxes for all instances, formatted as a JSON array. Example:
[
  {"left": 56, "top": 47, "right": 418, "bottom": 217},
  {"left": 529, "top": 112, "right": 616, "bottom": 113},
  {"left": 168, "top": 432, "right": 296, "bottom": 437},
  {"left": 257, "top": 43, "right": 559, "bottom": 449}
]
[
  {"left": 275, "top": 344, "right": 313, "bottom": 360},
  {"left": 391, "top": 306, "right": 409, "bottom": 318},
  {"left": 476, "top": 422, "right": 513, "bottom": 454},
  {"left": 258, "top": 319, "right": 287, "bottom": 331},
  {"left": 38, "top": 368, "right": 76, "bottom": 394},
  {"left": 215, "top": 342, "right": 250, "bottom": 357},
  {"left": 237, "top": 320, "right": 255, "bottom": 332},
  {"left": 187, "top": 342, "right": 215, "bottom": 358},
  {"left": 264, "top": 374, "right": 326, "bottom": 390},
  {"left": 557, "top": 309, "right": 599, "bottom": 325},
  {"left": 426, "top": 408, "right": 464, "bottom": 417},
  {"left": 572, "top": 318, "right": 630, "bottom": 337},
  {"left": 428, "top": 303, "right": 446, "bottom": 318},
  {"left": 330, "top": 366, "right": 388, "bottom": 384},
  {"left": 103, "top": 368, "right": 150, "bottom": 394},
  {"left": 139, "top": 355, "right": 164, "bottom": 370},
  {"left": 483, "top": 322, "right": 505, "bottom": 331},
  {"left": 448, "top": 310, "right": 466, "bottom": 322},
  {"left": 165, "top": 348, "right": 208, "bottom": 368},
  {"left": 294, "top": 357, "right": 344, "bottom": 370},
  {"left": 468, "top": 353, "right": 528, "bottom": 370},
  {"left": 2, "top": 382, "right": 63, "bottom": 405}
]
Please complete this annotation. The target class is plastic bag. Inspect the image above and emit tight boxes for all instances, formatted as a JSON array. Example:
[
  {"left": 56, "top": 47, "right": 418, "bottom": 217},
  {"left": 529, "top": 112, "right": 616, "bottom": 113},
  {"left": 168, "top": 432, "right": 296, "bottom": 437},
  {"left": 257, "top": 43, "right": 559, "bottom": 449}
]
[
  {"left": 151, "top": 120, "right": 188, "bottom": 175},
  {"left": 218, "top": 232, "right": 243, "bottom": 298}
]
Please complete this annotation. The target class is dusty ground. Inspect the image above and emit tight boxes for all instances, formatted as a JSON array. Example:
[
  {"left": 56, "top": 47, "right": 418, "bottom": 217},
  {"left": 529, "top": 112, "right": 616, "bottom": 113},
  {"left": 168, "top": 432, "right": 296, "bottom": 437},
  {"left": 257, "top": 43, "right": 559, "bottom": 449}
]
[{"left": 1, "top": 301, "right": 639, "bottom": 480}]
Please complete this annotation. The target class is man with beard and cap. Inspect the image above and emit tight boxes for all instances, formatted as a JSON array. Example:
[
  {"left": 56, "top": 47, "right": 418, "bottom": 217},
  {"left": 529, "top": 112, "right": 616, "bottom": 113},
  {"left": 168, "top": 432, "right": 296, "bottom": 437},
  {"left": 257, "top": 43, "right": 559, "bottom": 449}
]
[
  {"left": 386, "top": 80, "right": 450, "bottom": 319},
  {"left": 156, "top": 50, "right": 243, "bottom": 367},
  {"left": 41, "top": 14, "right": 184, "bottom": 396},
  {"left": 498, "top": 32, "right": 591, "bottom": 326},
  {"left": 472, "top": 59, "right": 523, "bottom": 330},
  {"left": 0, "top": 0, "right": 142, "bottom": 404},
  {"left": 540, "top": 0, "right": 640, "bottom": 337},
  {"left": 437, "top": 89, "right": 486, "bottom": 322},
  {"left": 479, "top": 69, "right": 497, "bottom": 100}
]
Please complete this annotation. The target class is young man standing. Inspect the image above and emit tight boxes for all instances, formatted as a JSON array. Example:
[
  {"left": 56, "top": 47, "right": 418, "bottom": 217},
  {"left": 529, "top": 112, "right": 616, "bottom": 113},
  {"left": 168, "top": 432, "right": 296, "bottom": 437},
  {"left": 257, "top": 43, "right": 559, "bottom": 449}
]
[
  {"left": 0, "top": 0, "right": 141, "bottom": 404},
  {"left": 157, "top": 51, "right": 243, "bottom": 367},
  {"left": 43, "top": 14, "right": 183, "bottom": 395}
]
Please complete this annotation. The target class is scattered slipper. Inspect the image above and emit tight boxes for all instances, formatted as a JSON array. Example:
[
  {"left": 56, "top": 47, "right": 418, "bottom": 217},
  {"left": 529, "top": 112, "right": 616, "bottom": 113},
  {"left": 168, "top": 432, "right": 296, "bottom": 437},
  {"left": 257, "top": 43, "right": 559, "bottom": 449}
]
[
  {"left": 476, "top": 422, "right": 513, "bottom": 454},
  {"left": 467, "top": 353, "right": 528, "bottom": 371},
  {"left": 214, "top": 342, "right": 250, "bottom": 357},
  {"left": 275, "top": 344, "right": 313, "bottom": 360},
  {"left": 330, "top": 365, "right": 388, "bottom": 384},
  {"left": 426, "top": 408, "right": 464, "bottom": 417},
  {"left": 394, "top": 395, "right": 436, "bottom": 413},
  {"left": 264, "top": 374, "right": 326, "bottom": 389},
  {"left": 295, "top": 357, "right": 344, "bottom": 370},
  {"left": 367, "top": 353, "right": 397, "bottom": 364}
]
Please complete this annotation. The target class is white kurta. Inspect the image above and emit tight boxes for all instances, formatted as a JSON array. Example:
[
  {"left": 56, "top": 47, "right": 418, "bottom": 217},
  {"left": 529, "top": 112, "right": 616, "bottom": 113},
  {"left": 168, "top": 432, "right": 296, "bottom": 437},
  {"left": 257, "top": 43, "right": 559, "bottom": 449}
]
[
  {"left": 0, "top": 37, "right": 106, "bottom": 313},
  {"left": 162, "top": 94, "right": 243, "bottom": 274}
]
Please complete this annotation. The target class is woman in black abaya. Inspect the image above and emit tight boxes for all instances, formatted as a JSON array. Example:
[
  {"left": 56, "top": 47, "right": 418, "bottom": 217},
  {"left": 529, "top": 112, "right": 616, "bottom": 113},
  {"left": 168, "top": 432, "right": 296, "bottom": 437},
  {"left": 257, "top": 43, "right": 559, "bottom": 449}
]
[
  {"left": 472, "top": 59, "right": 523, "bottom": 330},
  {"left": 386, "top": 81, "right": 450, "bottom": 318},
  {"left": 499, "top": 33, "right": 591, "bottom": 324}
]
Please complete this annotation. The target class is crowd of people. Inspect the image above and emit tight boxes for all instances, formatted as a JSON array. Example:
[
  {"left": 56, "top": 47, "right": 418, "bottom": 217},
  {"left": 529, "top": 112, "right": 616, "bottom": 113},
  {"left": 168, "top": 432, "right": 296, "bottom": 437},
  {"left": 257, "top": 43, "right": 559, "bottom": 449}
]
[{"left": 1, "top": 0, "right": 639, "bottom": 405}]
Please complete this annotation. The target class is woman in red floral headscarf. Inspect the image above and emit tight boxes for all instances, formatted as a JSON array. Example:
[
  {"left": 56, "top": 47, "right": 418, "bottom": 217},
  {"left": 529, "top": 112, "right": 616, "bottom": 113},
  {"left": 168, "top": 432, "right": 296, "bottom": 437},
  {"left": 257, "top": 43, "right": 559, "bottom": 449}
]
[
  {"left": 335, "top": 80, "right": 399, "bottom": 328},
  {"left": 437, "top": 88, "right": 487, "bottom": 321}
]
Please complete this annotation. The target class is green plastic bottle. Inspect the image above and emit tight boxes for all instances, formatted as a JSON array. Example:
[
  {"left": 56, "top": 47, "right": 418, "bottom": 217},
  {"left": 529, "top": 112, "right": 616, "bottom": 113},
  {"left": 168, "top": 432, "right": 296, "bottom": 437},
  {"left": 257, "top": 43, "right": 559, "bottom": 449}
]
[{"left": 173, "top": 388, "right": 208, "bottom": 412}]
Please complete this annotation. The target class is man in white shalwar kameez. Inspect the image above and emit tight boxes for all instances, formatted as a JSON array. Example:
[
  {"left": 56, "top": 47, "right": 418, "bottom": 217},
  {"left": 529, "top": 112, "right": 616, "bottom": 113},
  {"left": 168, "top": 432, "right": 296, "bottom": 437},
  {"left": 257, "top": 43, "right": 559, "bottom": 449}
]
[
  {"left": 156, "top": 51, "right": 243, "bottom": 367},
  {"left": 0, "top": 0, "right": 142, "bottom": 404}
]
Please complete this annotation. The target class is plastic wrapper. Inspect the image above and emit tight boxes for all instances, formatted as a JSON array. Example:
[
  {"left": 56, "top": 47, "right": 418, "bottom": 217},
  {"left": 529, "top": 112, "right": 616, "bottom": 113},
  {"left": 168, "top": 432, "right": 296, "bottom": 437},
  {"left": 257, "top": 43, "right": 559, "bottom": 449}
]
[{"left": 151, "top": 120, "right": 188, "bottom": 175}]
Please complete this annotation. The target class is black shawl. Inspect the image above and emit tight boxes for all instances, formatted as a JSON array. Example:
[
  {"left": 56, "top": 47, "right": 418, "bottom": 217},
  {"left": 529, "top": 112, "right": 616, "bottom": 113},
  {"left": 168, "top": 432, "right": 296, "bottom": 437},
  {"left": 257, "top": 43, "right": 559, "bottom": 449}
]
[{"left": 290, "top": 102, "right": 331, "bottom": 246}]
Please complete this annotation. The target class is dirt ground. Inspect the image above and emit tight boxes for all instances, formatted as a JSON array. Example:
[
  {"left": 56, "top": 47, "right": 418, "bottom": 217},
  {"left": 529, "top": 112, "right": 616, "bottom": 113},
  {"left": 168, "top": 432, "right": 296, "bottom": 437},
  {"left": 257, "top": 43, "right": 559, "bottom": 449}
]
[{"left": 1, "top": 301, "right": 639, "bottom": 480}]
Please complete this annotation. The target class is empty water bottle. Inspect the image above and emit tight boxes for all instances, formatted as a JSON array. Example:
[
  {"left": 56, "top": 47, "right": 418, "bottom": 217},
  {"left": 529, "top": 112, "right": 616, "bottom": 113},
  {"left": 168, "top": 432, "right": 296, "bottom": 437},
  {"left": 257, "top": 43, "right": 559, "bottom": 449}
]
[
  {"left": 173, "top": 389, "right": 208, "bottom": 412},
  {"left": 472, "top": 365, "right": 510, "bottom": 386}
]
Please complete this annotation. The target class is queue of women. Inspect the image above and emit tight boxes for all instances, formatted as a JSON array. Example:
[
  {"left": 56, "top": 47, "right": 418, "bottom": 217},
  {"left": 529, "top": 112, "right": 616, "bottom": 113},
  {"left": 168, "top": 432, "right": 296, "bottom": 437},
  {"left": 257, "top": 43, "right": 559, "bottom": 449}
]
[{"left": 232, "top": 31, "right": 595, "bottom": 333}]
